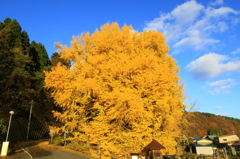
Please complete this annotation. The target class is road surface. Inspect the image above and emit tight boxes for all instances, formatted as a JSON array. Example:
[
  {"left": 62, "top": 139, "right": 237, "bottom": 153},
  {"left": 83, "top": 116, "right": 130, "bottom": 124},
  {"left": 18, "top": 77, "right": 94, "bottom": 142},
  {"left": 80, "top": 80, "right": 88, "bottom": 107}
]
[{"left": 3, "top": 140, "right": 97, "bottom": 159}]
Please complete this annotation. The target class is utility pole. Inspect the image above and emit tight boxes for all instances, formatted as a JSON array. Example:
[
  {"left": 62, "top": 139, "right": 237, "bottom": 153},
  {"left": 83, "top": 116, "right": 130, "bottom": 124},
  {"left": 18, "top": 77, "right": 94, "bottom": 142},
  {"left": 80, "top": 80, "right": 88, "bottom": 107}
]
[
  {"left": 26, "top": 100, "right": 33, "bottom": 141},
  {"left": 5, "top": 111, "right": 14, "bottom": 142}
]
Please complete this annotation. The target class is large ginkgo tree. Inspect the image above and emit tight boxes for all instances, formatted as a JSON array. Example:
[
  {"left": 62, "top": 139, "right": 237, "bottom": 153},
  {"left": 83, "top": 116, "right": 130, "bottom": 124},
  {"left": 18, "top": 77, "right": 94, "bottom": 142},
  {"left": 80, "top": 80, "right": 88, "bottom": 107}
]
[{"left": 45, "top": 22, "right": 186, "bottom": 157}]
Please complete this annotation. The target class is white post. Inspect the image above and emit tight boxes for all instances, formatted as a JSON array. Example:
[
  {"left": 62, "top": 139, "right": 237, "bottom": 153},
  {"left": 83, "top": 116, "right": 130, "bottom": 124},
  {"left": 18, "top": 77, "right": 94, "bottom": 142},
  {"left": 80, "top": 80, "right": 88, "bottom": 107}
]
[
  {"left": 97, "top": 140, "right": 101, "bottom": 158},
  {"left": 64, "top": 130, "right": 67, "bottom": 147},
  {"left": 1, "top": 111, "right": 14, "bottom": 156},
  {"left": 49, "top": 129, "right": 54, "bottom": 144},
  {"left": 212, "top": 147, "right": 218, "bottom": 159},
  {"left": 1, "top": 142, "right": 9, "bottom": 156}
]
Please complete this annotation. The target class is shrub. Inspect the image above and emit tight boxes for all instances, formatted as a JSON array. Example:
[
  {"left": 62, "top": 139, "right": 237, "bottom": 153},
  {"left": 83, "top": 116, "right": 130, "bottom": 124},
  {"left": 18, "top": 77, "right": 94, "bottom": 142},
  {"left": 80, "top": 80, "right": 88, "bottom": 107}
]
[
  {"left": 67, "top": 140, "right": 89, "bottom": 154},
  {"left": 53, "top": 136, "right": 62, "bottom": 146}
]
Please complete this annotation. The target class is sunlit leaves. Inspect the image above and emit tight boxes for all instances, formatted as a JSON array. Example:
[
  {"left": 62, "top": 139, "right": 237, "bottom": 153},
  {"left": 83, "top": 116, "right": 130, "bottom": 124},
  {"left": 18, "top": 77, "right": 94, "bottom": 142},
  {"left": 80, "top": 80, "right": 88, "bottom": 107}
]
[{"left": 45, "top": 22, "right": 185, "bottom": 156}]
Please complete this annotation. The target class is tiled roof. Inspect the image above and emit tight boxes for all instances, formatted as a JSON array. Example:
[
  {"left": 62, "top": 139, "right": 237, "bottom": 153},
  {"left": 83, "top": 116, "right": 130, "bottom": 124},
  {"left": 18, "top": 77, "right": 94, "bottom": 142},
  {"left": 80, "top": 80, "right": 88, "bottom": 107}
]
[{"left": 144, "top": 140, "right": 166, "bottom": 150}]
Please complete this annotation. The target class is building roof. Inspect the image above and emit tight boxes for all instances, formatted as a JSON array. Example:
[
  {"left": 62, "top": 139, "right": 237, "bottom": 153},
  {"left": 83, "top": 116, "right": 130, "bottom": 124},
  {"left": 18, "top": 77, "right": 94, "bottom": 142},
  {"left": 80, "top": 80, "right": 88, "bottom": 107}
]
[
  {"left": 144, "top": 140, "right": 166, "bottom": 150},
  {"left": 207, "top": 135, "right": 217, "bottom": 140},
  {"left": 194, "top": 142, "right": 216, "bottom": 147},
  {"left": 192, "top": 138, "right": 202, "bottom": 141}
]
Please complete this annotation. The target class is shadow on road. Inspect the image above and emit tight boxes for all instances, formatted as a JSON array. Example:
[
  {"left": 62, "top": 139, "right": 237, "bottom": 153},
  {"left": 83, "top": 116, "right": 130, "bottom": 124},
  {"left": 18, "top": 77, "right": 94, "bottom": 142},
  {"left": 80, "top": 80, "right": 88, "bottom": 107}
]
[
  {"left": 2, "top": 139, "right": 53, "bottom": 158},
  {"left": 24, "top": 145, "right": 53, "bottom": 157}
]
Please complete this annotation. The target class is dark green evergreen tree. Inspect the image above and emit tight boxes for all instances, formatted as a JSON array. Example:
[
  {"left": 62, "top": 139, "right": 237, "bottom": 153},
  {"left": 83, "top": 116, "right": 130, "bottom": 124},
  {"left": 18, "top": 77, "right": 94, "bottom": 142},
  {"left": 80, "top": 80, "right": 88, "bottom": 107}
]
[
  {"left": 0, "top": 18, "right": 54, "bottom": 132},
  {"left": 0, "top": 18, "right": 31, "bottom": 117},
  {"left": 29, "top": 41, "right": 51, "bottom": 71}
]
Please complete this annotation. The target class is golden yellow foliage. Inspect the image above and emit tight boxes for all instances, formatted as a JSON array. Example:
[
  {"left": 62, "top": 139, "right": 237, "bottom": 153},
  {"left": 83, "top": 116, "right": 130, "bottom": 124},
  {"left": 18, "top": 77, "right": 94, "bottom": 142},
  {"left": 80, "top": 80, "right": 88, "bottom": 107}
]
[{"left": 45, "top": 22, "right": 185, "bottom": 156}]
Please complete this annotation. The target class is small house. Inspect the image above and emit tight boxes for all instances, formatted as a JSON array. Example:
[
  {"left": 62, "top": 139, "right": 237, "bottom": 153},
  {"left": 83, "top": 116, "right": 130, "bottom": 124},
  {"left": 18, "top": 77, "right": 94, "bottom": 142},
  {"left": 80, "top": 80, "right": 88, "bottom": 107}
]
[
  {"left": 194, "top": 139, "right": 216, "bottom": 155},
  {"left": 213, "top": 135, "right": 239, "bottom": 145},
  {"left": 144, "top": 140, "right": 165, "bottom": 159}
]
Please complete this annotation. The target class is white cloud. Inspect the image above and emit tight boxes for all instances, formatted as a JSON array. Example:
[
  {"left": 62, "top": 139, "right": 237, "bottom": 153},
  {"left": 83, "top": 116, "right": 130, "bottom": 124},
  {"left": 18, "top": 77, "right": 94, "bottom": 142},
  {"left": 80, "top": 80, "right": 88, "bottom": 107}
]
[
  {"left": 205, "top": 7, "right": 240, "bottom": 18},
  {"left": 174, "top": 36, "right": 219, "bottom": 49},
  {"left": 205, "top": 78, "right": 238, "bottom": 95},
  {"left": 210, "top": 0, "right": 224, "bottom": 6},
  {"left": 213, "top": 106, "right": 223, "bottom": 109},
  {"left": 232, "top": 48, "right": 240, "bottom": 54},
  {"left": 171, "top": 0, "right": 204, "bottom": 25},
  {"left": 217, "top": 22, "right": 228, "bottom": 32},
  {"left": 208, "top": 78, "right": 234, "bottom": 86},
  {"left": 186, "top": 53, "right": 240, "bottom": 79},
  {"left": 144, "top": 0, "right": 240, "bottom": 52},
  {"left": 217, "top": 113, "right": 230, "bottom": 116}
]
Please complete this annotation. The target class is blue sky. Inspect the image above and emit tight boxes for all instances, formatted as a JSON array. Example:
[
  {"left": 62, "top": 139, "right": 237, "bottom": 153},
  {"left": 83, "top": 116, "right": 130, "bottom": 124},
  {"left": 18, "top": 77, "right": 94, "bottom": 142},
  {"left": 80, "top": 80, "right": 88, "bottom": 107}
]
[{"left": 1, "top": 0, "right": 240, "bottom": 118}]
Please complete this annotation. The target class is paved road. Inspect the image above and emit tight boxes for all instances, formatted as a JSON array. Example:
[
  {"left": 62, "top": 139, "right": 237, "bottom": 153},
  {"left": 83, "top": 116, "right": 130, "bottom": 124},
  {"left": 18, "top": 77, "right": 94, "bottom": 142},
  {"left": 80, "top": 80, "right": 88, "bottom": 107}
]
[
  {"left": 3, "top": 141, "right": 96, "bottom": 159},
  {"left": 7, "top": 149, "right": 91, "bottom": 159}
]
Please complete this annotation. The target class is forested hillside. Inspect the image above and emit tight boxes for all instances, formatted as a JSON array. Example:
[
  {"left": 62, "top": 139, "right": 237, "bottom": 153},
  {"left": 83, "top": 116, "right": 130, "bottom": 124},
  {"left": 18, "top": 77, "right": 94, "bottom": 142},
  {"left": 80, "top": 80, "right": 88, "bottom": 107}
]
[
  {"left": 0, "top": 18, "right": 55, "bottom": 140},
  {"left": 185, "top": 112, "right": 240, "bottom": 138}
]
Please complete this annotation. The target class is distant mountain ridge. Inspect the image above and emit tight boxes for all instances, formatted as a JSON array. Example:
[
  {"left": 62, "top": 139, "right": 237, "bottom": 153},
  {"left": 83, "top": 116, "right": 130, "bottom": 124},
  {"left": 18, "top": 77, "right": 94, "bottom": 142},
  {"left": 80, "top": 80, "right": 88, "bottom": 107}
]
[{"left": 186, "top": 112, "right": 240, "bottom": 138}]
